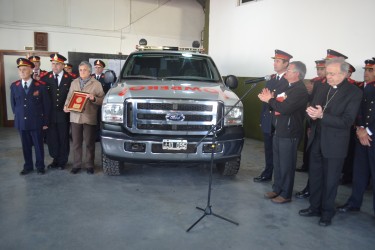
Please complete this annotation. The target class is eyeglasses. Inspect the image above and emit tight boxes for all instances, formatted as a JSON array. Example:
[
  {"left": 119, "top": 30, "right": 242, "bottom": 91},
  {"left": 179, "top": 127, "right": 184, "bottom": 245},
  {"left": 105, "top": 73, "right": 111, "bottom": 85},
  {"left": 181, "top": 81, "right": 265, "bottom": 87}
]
[{"left": 326, "top": 72, "right": 344, "bottom": 77}]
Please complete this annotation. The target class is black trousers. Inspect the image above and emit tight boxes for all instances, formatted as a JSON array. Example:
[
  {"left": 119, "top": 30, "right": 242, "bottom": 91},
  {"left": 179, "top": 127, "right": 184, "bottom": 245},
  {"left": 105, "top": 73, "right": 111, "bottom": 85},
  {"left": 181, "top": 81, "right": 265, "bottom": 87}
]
[
  {"left": 309, "top": 135, "right": 344, "bottom": 220},
  {"left": 261, "top": 132, "right": 273, "bottom": 179},
  {"left": 272, "top": 136, "right": 299, "bottom": 199},
  {"left": 47, "top": 121, "right": 70, "bottom": 166},
  {"left": 347, "top": 137, "right": 375, "bottom": 213},
  {"left": 19, "top": 128, "right": 45, "bottom": 170}
]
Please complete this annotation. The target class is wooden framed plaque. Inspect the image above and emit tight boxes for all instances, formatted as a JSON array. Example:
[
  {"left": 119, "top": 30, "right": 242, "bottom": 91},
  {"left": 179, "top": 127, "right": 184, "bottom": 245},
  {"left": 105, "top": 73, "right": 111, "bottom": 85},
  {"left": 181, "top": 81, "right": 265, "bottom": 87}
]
[
  {"left": 34, "top": 32, "right": 48, "bottom": 51},
  {"left": 67, "top": 91, "right": 89, "bottom": 112}
]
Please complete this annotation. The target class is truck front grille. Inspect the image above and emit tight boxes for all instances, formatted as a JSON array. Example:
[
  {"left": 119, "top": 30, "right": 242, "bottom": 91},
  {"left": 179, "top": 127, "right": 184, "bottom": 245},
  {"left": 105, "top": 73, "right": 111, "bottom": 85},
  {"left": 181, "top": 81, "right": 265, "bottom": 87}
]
[{"left": 125, "top": 99, "right": 222, "bottom": 135}]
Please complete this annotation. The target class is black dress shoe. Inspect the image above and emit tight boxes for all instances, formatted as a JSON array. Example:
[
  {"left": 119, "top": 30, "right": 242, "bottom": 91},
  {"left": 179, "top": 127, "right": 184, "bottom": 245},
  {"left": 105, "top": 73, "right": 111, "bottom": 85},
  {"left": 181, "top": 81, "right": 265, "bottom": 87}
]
[
  {"left": 20, "top": 169, "right": 33, "bottom": 175},
  {"left": 86, "top": 168, "right": 94, "bottom": 174},
  {"left": 339, "top": 178, "right": 352, "bottom": 185},
  {"left": 47, "top": 161, "right": 59, "bottom": 169},
  {"left": 253, "top": 175, "right": 272, "bottom": 183},
  {"left": 37, "top": 169, "right": 45, "bottom": 175},
  {"left": 295, "top": 189, "right": 310, "bottom": 199},
  {"left": 70, "top": 168, "right": 81, "bottom": 174},
  {"left": 296, "top": 167, "right": 309, "bottom": 172},
  {"left": 337, "top": 203, "right": 360, "bottom": 212},
  {"left": 299, "top": 208, "right": 321, "bottom": 217},
  {"left": 57, "top": 165, "right": 65, "bottom": 170},
  {"left": 319, "top": 218, "right": 332, "bottom": 227}
]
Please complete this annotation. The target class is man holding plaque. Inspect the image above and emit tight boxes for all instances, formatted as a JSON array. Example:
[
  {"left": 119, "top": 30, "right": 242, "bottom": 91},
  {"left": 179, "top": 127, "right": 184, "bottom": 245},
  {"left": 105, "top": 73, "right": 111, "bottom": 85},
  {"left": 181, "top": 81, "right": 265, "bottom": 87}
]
[
  {"left": 41, "top": 53, "right": 73, "bottom": 170},
  {"left": 64, "top": 61, "right": 104, "bottom": 174}
]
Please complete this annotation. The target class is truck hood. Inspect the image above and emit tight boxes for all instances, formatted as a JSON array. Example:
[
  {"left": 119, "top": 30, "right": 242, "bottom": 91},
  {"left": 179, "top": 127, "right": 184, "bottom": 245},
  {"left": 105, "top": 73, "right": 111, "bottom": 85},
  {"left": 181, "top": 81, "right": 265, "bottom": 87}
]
[{"left": 105, "top": 80, "right": 242, "bottom": 106}]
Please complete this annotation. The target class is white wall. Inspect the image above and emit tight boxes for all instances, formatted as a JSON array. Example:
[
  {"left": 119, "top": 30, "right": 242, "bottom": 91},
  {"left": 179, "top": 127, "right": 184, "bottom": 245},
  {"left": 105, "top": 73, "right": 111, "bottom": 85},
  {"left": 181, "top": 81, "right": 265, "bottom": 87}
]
[
  {"left": 209, "top": 0, "right": 375, "bottom": 80},
  {"left": 0, "top": 0, "right": 204, "bottom": 56}
]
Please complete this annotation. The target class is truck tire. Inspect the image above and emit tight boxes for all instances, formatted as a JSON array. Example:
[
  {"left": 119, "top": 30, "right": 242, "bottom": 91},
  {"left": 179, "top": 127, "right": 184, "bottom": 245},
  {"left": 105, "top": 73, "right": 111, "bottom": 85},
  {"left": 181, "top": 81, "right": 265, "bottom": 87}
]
[
  {"left": 216, "top": 158, "right": 240, "bottom": 176},
  {"left": 102, "top": 153, "right": 122, "bottom": 176}
]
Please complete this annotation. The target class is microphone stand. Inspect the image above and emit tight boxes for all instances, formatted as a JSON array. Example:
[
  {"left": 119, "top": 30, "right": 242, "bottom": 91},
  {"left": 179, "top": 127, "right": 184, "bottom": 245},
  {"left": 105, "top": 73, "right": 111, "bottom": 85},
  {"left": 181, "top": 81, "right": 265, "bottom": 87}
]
[{"left": 186, "top": 82, "right": 260, "bottom": 232}]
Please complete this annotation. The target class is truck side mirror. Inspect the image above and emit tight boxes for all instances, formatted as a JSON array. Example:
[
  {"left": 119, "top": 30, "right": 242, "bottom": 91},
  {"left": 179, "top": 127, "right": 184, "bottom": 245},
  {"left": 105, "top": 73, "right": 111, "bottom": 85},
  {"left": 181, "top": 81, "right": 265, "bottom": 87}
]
[
  {"left": 225, "top": 75, "right": 238, "bottom": 89},
  {"left": 104, "top": 70, "right": 117, "bottom": 86}
]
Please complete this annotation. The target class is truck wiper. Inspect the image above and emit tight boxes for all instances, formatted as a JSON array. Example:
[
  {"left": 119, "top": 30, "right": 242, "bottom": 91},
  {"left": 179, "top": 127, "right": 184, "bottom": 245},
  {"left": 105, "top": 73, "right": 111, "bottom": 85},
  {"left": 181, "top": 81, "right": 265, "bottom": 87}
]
[
  {"left": 123, "top": 75, "right": 158, "bottom": 80},
  {"left": 162, "top": 76, "right": 217, "bottom": 82}
]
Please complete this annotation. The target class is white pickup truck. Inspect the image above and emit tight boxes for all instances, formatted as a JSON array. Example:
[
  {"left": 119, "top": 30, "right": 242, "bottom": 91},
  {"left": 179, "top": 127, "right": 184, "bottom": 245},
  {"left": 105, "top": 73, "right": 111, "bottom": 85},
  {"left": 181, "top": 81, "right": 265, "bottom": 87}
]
[{"left": 100, "top": 42, "right": 244, "bottom": 176}]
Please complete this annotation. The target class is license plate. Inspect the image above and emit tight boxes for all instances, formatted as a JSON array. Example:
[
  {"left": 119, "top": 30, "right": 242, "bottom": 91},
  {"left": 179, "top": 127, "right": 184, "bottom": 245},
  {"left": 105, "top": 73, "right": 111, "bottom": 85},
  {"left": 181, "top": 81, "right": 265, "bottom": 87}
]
[{"left": 162, "top": 139, "right": 188, "bottom": 150}]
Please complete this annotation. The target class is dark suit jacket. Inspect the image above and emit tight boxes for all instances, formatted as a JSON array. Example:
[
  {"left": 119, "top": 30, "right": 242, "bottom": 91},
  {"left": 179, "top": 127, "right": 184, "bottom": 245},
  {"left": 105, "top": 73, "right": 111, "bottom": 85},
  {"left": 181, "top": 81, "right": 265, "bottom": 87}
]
[
  {"left": 307, "top": 79, "right": 363, "bottom": 158},
  {"left": 260, "top": 74, "right": 289, "bottom": 134},
  {"left": 91, "top": 73, "right": 109, "bottom": 94},
  {"left": 10, "top": 79, "right": 50, "bottom": 130},
  {"left": 268, "top": 80, "right": 308, "bottom": 138},
  {"left": 41, "top": 70, "right": 73, "bottom": 123}
]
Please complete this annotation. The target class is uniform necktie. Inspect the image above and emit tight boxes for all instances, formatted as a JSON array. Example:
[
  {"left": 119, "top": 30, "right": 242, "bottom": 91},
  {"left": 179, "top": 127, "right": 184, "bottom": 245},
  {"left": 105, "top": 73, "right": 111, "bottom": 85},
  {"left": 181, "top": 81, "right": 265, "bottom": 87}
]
[
  {"left": 96, "top": 75, "right": 100, "bottom": 80},
  {"left": 276, "top": 75, "right": 280, "bottom": 81},
  {"left": 24, "top": 81, "right": 28, "bottom": 93},
  {"left": 55, "top": 74, "right": 59, "bottom": 86}
]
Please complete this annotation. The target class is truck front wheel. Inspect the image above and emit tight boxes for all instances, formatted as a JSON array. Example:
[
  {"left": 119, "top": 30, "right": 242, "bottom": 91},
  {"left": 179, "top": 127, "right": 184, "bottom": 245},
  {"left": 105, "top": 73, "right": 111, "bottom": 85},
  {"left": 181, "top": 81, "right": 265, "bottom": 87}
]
[
  {"left": 102, "top": 153, "right": 122, "bottom": 176},
  {"left": 216, "top": 158, "right": 240, "bottom": 176}
]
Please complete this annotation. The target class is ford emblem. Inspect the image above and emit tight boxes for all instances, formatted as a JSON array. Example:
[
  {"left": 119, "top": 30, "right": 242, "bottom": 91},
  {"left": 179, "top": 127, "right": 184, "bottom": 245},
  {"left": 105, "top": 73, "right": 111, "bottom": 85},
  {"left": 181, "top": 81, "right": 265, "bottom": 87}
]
[{"left": 166, "top": 112, "right": 185, "bottom": 121}]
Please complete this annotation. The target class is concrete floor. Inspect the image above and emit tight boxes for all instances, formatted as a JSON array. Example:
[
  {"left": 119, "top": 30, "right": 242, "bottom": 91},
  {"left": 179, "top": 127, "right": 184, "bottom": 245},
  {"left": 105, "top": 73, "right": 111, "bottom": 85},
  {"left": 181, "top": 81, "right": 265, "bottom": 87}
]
[{"left": 0, "top": 127, "right": 374, "bottom": 250}]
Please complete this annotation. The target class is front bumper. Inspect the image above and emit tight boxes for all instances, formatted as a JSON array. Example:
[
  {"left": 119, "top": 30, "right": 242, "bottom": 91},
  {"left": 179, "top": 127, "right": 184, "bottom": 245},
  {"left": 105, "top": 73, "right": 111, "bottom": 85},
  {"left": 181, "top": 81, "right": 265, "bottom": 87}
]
[{"left": 101, "top": 124, "right": 244, "bottom": 163}]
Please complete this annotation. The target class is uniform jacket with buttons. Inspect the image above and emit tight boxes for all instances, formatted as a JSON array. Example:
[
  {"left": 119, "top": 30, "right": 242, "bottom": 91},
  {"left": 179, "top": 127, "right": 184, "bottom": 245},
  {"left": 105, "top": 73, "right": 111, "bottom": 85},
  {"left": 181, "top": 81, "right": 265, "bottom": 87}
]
[
  {"left": 91, "top": 73, "right": 109, "bottom": 94},
  {"left": 65, "top": 78, "right": 104, "bottom": 125},
  {"left": 10, "top": 79, "right": 51, "bottom": 130},
  {"left": 41, "top": 70, "right": 73, "bottom": 123},
  {"left": 357, "top": 80, "right": 375, "bottom": 134},
  {"left": 260, "top": 74, "right": 289, "bottom": 134}
]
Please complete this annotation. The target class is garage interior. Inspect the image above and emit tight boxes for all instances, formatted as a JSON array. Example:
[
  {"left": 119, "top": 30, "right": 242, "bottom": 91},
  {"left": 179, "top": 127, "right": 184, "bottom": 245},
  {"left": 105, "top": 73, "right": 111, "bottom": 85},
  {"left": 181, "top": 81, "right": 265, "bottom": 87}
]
[{"left": 1, "top": 0, "right": 375, "bottom": 249}]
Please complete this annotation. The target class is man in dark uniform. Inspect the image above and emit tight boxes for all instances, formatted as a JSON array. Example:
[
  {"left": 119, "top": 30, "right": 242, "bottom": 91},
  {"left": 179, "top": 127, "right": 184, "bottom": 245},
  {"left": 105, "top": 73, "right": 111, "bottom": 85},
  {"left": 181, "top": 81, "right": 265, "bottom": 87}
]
[
  {"left": 28, "top": 56, "right": 48, "bottom": 80},
  {"left": 64, "top": 63, "right": 78, "bottom": 79},
  {"left": 299, "top": 57, "right": 362, "bottom": 226},
  {"left": 10, "top": 58, "right": 51, "bottom": 175},
  {"left": 259, "top": 61, "right": 308, "bottom": 203},
  {"left": 92, "top": 59, "right": 108, "bottom": 141},
  {"left": 41, "top": 53, "right": 73, "bottom": 170},
  {"left": 337, "top": 59, "right": 375, "bottom": 215},
  {"left": 92, "top": 60, "right": 109, "bottom": 93},
  {"left": 296, "top": 49, "right": 348, "bottom": 199},
  {"left": 254, "top": 50, "right": 291, "bottom": 183},
  {"left": 340, "top": 62, "right": 362, "bottom": 185}
]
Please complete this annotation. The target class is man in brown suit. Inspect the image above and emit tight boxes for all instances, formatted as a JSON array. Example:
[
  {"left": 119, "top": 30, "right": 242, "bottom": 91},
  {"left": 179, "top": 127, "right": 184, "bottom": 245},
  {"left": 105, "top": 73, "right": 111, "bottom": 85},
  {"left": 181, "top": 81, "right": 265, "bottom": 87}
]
[{"left": 64, "top": 61, "right": 105, "bottom": 174}]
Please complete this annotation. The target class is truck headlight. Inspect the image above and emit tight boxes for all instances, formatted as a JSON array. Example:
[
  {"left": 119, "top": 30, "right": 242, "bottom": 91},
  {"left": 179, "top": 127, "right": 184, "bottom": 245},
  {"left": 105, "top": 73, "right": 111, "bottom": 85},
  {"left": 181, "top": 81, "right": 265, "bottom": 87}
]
[
  {"left": 224, "top": 106, "right": 243, "bottom": 126},
  {"left": 102, "top": 103, "right": 124, "bottom": 123}
]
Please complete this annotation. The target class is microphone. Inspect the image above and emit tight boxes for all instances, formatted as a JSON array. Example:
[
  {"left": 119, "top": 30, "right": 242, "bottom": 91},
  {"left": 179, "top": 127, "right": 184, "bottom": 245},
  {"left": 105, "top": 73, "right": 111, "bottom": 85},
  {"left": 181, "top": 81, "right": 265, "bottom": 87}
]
[{"left": 244, "top": 75, "right": 271, "bottom": 84}]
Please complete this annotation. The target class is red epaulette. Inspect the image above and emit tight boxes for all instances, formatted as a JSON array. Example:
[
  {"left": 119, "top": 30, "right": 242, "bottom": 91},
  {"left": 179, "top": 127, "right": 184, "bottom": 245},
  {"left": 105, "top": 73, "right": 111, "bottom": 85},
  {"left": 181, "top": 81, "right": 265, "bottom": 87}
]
[
  {"left": 356, "top": 81, "right": 365, "bottom": 88},
  {"left": 68, "top": 72, "right": 78, "bottom": 78},
  {"left": 35, "top": 80, "right": 45, "bottom": 86},
  {"left": 48, "top": 73, "right": 54, "bottom": 78},
  {"left": 100, "top": 74, "right": 105, "bottom": 78},
  {"left": 63, "top": 73, "right": 70, "bottom": 78},
  {"left": 12, "top": 80, "right": 21, "bottom": 86},
  {"left": 39, "top": 70, "right": 48, "bottom": 78},
  {"left": 270, "top": 74, "right": 277, "bottom": 79},
  {"left": 347, "top": 78, "right": 357, "bottom": 85},
  {"left": 310, "top": 76, "right": 323, "bottom": 83}
]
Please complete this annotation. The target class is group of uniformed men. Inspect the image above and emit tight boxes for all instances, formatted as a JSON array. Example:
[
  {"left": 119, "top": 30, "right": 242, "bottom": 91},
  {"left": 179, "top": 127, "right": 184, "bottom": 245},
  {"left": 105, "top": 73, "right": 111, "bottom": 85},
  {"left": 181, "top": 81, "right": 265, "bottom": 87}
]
[
  {"left": 10, "top": 54, "right": 110, "bottom": 175},
  {"left": 254, "top": 49, "right": 375, "bottom": 226}
]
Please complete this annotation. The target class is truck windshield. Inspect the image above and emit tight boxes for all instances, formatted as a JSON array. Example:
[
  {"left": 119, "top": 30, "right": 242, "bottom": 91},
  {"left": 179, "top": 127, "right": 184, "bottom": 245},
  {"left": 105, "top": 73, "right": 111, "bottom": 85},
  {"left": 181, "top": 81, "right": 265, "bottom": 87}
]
[{"left": 121, "top": 52, "right": 222, "bottom": 82}]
